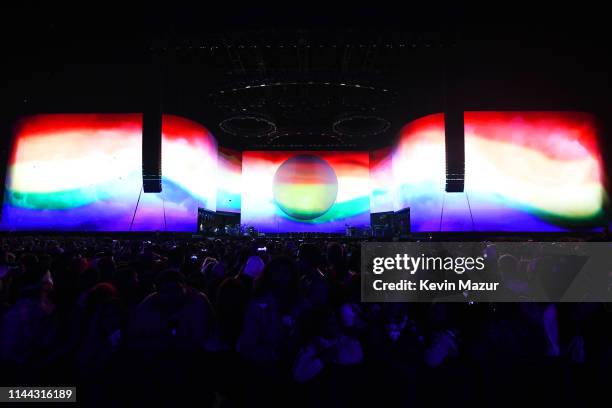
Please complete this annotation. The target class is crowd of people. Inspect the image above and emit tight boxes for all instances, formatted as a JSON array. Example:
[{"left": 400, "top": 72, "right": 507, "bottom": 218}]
[{"left": 1, "top": 234, "right": 611, "bottom": 407}]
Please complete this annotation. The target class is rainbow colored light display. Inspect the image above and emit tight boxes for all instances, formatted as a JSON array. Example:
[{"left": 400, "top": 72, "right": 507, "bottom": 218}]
[
  {"left": 241, "top": 151, "right": 370, "bottom": 233},
  {"left": 1, "top": 114, "right": 217, "bottom": 231},
  {"left": 392, "top": 112, "right": 608, "bottom": 231},
  {"left": 216, "top": 147, "right": 242, "bottom": 213},
  {"left": 132, "top": 114, "right": 218, "bottom": 231},
  {"left": 370, "top": 147, "right": 395, "bottom": 213},
  {"left": 1, "top": 111, "right": 608, "bottom": 232}
]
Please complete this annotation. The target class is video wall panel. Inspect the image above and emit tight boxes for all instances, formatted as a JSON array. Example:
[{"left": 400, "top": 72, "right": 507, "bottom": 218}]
[
  {"left": 392, "top": 113, "right": 447, "bottom": 230},
  {"left": 1, "top": 111, "right": 607, "bottom": 233},
  {"left": 241, "top": 151, "right": 370, "bottom": 233},
  {"left": 216, "top": 147, "right": 242, "bottom": 213},
  {"left": 132, "top": 114, "right": 218, "bottom": 231},
  {"left": 369, "top": 147, "right": 394, "bottom": 213},
  {"left": 2, "top": 114, "right": 218, "bottom": 231},
  {"left": 392, "top": 112, "right": 608, "bottom": 231},
  {"left": 463, "top": 111, "right": 606, "bottom": 230}
]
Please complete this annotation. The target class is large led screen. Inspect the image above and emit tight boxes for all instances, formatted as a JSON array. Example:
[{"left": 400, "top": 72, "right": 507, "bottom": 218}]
[
  {"left": 216, "top": 147, "right": 242, "bottom": 213},
  {"left": 241, "top": 151, "right": 370, "bottom": 233},
  {"left": 392, "top": 114, "right": 446, "bottom": 230},
  {"left": 392, "top": 112, "right": 608, "bottom": 231},
  {"left": 370, "top": 147, "right": 394, "bottom": 213},
  {"left": 464, "top": 111, "right": 607, "bottom": 230},
  {"left": 2, "top": 114, "right": 217, "bottom": 231},
  {"left": 131, "top": 114, "right": 218, "bottom": 231}
]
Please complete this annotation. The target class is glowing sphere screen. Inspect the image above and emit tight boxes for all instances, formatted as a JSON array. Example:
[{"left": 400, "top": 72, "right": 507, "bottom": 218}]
[{"left": 241, "top": 151, "right": 370, "bottom": 233}]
